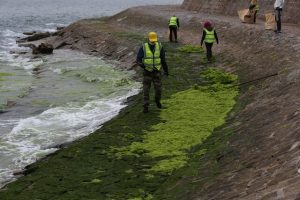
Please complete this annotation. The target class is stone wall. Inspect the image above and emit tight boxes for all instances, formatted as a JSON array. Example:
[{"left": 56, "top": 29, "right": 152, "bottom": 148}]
[{"left": 181, "top": 0, "right": 300, "bottom": 24}]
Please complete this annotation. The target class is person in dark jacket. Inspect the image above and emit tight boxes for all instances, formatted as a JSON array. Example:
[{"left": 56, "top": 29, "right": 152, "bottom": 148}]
[
  {"left": 201, "top": 21, "right": 219, "bottom": 62},
  {"left": 168, "top": 15, "right": 180, "bottom": 42},
  {"left": 136, "top": 32, "right": 169, "bottom": 113},
  {"left": 274, "top": 0, "right": 285, "bottom": 33}
]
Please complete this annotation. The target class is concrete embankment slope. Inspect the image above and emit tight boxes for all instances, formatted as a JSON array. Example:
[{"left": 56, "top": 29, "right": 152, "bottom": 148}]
[
  {"left": 182, "top": 0, "right": 300, "bottom": 24},
  {"left": 1, "top": 4, "right": 300, "bottom": 200}
]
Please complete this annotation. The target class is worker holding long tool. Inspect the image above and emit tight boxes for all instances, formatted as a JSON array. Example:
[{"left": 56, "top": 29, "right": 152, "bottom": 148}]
[{"left": 136, "top": 32, "right": 169, "bottom": 113}]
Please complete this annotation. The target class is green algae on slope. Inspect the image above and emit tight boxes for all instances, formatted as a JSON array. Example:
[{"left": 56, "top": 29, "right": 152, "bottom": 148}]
[
  {"left": 177, "top": 45, "right": 204, "bottom": 53},
  {"left": 200, "top": 68, "right": 237, "bottom": 84},
  {"left": 116, "top": 68, "right": 238, "bottom": 175},
  {"left": 0, "top": 33, "right": 239, "bottom": 199},
  {"left": 0, "top": 72, "right": 13, "bottom": 81}
]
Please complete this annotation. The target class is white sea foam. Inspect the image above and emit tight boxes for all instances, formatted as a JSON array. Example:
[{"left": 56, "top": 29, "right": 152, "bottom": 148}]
[
  {"left": 0, "top": 87, "right": 139, "bottom": 188},
  {"left": 0, "top": 29, "right": 22, "bottom": 38},
  {"left": 45, "top": 22, "right": 66, "bottom": 27},
  {"left": 0, "top": 120, "right": 19, "bottom": 129},
  {"left": 0, "top": 29, "right": 43, "bottom": 71},
  {"left": 5, "top": 54, "right": 43, "bottom": 70}
]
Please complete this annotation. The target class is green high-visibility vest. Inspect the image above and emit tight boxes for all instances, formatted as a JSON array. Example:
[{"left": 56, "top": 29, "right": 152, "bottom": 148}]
[
  {"left": 250, "top": 3, "right": 260, "bottom": 11},
  {"left": 204, "top": 28, "right": 216, "bottom": 43},
  {"left": 142, "top": 42, "right": 162, "bottom": 72},
  {"left": 255, "top": 4, "right": 260, "bottom": 11},
  {"left": 169, "top": 16, "right": 177, "bottom": 26}
]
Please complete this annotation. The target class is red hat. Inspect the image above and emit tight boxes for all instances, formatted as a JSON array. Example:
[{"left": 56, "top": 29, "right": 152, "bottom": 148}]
[{"left": 204, "top": 21, "right": 212, "bottom": 28}]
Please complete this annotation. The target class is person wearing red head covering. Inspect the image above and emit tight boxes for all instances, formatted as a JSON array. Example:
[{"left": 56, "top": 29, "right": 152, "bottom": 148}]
[{"left": 201, "top": 21, "right": 219, "bottom": 62}]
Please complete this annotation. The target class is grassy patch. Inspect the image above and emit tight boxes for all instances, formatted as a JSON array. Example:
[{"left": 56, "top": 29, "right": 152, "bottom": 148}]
[
  {"left": 114, "top": 31, "right": 146, "bottom": 42},
  {"left": 31, "top": 99, "right": 51, "bottom": 107},
  {"left": 201, "top": 67, "right": 237, "bottom": 84},
  {"left": 0, "top": 72, "right": 13, "bottom": 76},
  {"left": 17, "top": 87, "right": 31, "bottom": 98},
  {"left": 0, "top": 72, "right": 13, "bottom": 82},
  {"left": 177, "top": 45, "right": 204, "bottom": 53},
  {"left": 0, "top": 104, "right": 5, "bottom": 111}
]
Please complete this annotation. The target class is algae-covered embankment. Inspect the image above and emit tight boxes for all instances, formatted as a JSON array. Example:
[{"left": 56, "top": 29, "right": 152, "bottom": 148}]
[
  {"left": 1, "top": 3, "right": 300, "bottom": 200},
  {"left": 0, "top": 40, "right": 239, "bottom": 199}
]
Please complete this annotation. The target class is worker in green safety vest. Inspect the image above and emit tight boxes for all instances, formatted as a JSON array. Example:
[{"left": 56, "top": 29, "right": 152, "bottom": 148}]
[
  {"left": 136, "top": 32, "right": 169, "bottom": 113},
  {"left": 168, "top": 15, "right": 179, "bottom": 43},
  {"left": 200, "top": 21, "right": 219, "bottom": 62},
  {"left": 249, "top": 0, "right": 259, "bottom": 23}
]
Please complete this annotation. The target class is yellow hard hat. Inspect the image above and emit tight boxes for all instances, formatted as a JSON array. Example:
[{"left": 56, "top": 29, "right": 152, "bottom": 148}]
[{"left": 148, "top": 32, "right": 158, "bottom": 42}]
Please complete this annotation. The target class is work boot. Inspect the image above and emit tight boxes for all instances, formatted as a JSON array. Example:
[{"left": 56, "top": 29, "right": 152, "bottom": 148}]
[
  {"left": 156, "top": 100, "right": 162, "bottom": 109},
  {"left": 143, "top": 107, "right": 149, "bottom": 113}
]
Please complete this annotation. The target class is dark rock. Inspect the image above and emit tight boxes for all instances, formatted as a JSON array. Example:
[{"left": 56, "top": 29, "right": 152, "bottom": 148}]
[
  {"left": 9, "top": 50, "right": 27, "bottom": 54},
  {"left": 51, "top": 31, "right": 59, "bottom": 36},
  {"left": 18, "top": 43, "right": 34, "bottom": 48},
  {"left": 31, "top": 55, "right": 42, "bottom": 59},
  {"left": 32, "top": 67, "right": 44, "bottom": 75},
  {"left": 56, "top": 26, "right": 65, "bottom": 31},
  {"left": 24, "top": 166, "right": 39, "bottom": 175},
  {"left": 13, "top": 170, "right": 25, "bottom": 176},
  {"left": 31, "top": 43, "right": 54, "bottom": 54},
  {"left": 58, "top": 31, "right": 65, "bottom": 36},
  {"left": 23, "top": 31, "right": 36, "bottom": 36},
  {"left": 6, "top": 100, "right": 16, "bottom": 108},
  {"left": 0, "top": 110, "right": 8, "bottom": 114},
  {"left": 17, "top": 32, "right": 51, "bottom": 43}
]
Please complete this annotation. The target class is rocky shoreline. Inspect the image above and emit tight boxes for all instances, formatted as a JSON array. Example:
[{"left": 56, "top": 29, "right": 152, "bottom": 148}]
[{"left": 1, "top": 4, "right": 300, "bottom": 200}]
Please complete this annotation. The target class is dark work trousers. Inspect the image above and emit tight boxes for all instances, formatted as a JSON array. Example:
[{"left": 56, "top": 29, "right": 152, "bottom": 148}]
[
  {"left": 143, "top": 70, "right": 162, "bottom": 108},
  {"left": 205, "top": 42, "right": 214, "bottom": 61},
  {"left": 253, "top": 10, "right": 257, "bottom": 23},
  {"left": 249, "top": 9, "right": 257, "bottom": 23},
  {"left": 275, "top": 9, "right": 282, "bottom": 31},
  {"left": 169, "top": 26, "right": 178, "bottom": 42}
]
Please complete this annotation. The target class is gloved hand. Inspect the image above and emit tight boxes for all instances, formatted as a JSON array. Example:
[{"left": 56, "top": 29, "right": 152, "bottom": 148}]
[
  {"left": 137, "top": 62, "right": 145, "bottom": 69},
  {"left": 134, "top": 61, "right": 144, "bottom": 68}
]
